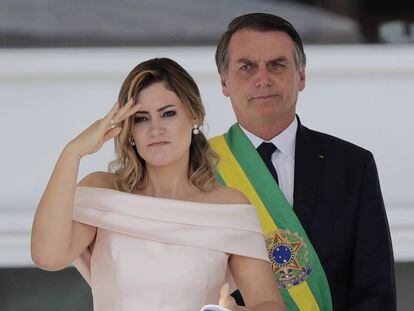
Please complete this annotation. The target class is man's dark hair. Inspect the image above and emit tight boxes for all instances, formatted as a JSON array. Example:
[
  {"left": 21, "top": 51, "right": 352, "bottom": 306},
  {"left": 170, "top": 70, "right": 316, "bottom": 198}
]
[{"left": 215, "top": 13, "right": 306, "bottom": 74}]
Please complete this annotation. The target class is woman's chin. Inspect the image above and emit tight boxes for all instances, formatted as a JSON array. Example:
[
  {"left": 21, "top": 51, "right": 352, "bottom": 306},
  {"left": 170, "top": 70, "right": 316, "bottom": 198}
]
[
  {"left": 142, "top": 150, "right": 187, "bottom": 168},
  {"left": 149, "top": 161, "right": 171, "bottom": 167},
  {"left": 145, "top": 156, "right": 174, "bottom": 167}
]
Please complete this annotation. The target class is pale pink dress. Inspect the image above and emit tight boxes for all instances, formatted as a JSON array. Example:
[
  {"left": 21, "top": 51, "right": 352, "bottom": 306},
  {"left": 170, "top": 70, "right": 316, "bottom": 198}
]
[{"left": 72, "top": 186, "right": 269, "bottom": 311}]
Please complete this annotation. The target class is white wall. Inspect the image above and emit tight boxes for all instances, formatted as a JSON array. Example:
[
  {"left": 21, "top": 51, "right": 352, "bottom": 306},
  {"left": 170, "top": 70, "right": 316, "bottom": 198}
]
[{"left": 1, "top": 45, "right": 413, "bottom": 266}]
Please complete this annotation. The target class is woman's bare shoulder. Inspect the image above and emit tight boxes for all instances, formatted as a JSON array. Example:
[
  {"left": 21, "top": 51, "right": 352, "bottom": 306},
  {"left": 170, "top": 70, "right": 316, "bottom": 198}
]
[
  {"left": 77, "top": 171, "right": 116, "bottom": 190},
  {"left": 206, "top": 184, "right": 250, "bottom": 204}
]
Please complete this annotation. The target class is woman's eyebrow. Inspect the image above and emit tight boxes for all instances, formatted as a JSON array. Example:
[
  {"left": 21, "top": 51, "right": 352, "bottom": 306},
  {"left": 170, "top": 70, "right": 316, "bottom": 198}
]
[
  {"left": 136, "top": 104, "right": 176, "bottom": 114},
  {"left": 157, "top": 104, "right": 175, "bottom": 112}
]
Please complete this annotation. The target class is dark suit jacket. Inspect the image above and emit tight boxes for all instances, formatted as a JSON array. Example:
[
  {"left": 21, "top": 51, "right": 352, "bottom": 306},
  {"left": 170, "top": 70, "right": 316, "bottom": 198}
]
[{"left": 293, "top": 117, "right": 396, "bottom": 310}]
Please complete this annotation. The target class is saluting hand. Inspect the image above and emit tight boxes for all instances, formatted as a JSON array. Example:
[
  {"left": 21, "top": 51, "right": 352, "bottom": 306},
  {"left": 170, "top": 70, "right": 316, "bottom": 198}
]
[{"left": 67, "top": 99, "right": 140, "bottom": 158}]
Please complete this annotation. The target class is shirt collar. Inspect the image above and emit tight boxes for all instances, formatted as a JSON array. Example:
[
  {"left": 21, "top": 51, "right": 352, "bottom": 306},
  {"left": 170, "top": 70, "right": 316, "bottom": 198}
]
[{"left": 239, "top": 117, "right": 297, "bottom": 159}]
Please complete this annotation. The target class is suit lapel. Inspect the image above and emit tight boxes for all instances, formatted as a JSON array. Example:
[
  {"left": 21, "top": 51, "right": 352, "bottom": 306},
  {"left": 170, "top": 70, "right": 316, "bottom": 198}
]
[{"left": 293, "top": 118, "right": 325, "bottom": 229}]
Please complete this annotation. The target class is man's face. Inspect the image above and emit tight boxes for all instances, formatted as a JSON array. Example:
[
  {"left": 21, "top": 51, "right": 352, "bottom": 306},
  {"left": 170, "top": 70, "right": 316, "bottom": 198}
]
[{"left": 220, "top": 29, "right": 305, "bottom": 130}]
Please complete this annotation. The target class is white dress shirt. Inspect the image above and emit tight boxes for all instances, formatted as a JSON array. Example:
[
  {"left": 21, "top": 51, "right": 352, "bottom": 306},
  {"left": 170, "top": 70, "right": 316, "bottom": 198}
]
[{"left": 240, "top": 118, "right": 297, "bottom": 206}]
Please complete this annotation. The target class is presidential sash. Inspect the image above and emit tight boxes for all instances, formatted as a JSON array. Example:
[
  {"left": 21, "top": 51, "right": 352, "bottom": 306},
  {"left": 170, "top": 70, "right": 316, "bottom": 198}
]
[{"left": 210, "top": 123, "right": 332, "bottom": 311}]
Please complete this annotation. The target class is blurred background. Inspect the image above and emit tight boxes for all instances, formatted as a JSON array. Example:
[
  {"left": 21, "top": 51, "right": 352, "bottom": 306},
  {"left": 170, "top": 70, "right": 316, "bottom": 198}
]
[{"left": 1, "top": 0, "right": 413, "bottom": 310}]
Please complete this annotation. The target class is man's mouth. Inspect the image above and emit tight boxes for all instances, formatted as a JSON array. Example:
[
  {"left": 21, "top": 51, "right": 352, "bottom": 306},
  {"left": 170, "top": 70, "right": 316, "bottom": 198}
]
[{"left": 250, "top": 94, "right": 278, "bottom": 100}]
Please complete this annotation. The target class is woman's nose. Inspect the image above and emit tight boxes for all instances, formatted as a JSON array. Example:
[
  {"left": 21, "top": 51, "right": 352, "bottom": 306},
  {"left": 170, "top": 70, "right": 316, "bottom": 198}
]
[{"left": 148, "top": 120, "right": 166, "bottom": 137}]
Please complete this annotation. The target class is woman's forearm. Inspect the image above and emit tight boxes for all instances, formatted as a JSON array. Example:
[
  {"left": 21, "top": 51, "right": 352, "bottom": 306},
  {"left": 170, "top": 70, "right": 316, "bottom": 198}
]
[{"left": 31, "top": 143, "right": 81, "bottom": 269}]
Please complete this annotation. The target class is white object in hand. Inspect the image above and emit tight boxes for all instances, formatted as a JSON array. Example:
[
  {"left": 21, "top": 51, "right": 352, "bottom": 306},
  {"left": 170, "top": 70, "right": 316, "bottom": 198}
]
[
  {"left": 200, "top": 305, "right": 232, "bottom": 311},
  {"left": 200, "top": 282, "right": 236, "bottom": 311}
]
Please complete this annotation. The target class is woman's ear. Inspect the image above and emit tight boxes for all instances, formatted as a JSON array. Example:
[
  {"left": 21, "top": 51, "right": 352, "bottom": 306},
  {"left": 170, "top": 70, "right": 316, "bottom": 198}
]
[{"left": 193, "top": 115, "right": 202, "bottom": 125}]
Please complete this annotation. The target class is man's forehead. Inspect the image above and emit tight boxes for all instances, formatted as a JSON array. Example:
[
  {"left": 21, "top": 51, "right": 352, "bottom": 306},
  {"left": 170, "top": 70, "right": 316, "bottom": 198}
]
[
  {"left": 230, "top": 54, "right": 293, "bottom": 66},
  {"left": 227, "top": 29, "right": 295, "bottom": 61}
]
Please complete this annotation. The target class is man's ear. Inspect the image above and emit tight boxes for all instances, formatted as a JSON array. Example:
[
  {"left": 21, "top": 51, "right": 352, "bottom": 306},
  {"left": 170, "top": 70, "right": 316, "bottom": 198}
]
[
  {"left": 220, "top": 74, "right": 230, "bottom": 97},
  {"left": 298, "top": 68, "right": 306, "bottom": 92}
]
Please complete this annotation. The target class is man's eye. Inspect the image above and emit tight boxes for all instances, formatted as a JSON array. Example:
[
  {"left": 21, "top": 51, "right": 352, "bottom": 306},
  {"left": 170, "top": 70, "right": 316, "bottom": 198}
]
[
  {"left": 134, "top": 116, "right": 148, "bottom": 123},
  {"left": 163, "top": 110, "right": 176, "bottom": 118},
  {"left": 240, "top": 64, "right": 252, "bottom": 71},
  {"left": 271, "top": 62, "right": 285, "bottom": 69}
]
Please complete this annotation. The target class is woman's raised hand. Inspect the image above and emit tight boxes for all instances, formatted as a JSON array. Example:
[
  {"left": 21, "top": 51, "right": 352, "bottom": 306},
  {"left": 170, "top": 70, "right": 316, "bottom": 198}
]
[{"left": 67, "top": 99, "right": 140, "bottom": 158}]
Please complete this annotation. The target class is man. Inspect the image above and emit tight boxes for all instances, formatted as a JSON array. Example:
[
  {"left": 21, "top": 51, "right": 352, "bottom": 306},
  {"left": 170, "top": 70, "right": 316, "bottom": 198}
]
[{"left": 210, "top": 13, "right": 396, "bottom": 311}]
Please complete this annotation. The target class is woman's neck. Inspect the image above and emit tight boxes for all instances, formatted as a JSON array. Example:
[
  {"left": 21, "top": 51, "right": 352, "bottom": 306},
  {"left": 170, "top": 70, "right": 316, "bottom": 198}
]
[{"left": 143, "top": 159, "right": 195, "bottom": 200}]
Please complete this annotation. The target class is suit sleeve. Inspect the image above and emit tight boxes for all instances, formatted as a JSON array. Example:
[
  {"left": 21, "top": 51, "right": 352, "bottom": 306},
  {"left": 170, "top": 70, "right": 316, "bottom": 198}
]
[{"left": 348, "top": 152, "right": 396, "bottom": 310}]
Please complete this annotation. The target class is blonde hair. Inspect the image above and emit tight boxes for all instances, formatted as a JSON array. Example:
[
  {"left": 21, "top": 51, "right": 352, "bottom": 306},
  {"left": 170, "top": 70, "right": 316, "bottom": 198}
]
[{"left": 108, "top": 58, "right": 218, "bottom": 193}]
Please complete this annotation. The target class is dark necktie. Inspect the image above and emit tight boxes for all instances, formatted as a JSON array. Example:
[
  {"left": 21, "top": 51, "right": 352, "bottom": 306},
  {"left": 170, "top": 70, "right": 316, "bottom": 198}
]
[{"left": 257, "top": 142, "right": 279, "bottom": 185}]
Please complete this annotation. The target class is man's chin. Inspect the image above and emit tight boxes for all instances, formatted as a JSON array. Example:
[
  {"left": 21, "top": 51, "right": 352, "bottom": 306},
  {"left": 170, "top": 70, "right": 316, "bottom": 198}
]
[
  {"left": 252, "top": 110, "right": 296, "bottom": 124},
  {"left": 254, "top": 109, "right": 280, "bottom": 119}
]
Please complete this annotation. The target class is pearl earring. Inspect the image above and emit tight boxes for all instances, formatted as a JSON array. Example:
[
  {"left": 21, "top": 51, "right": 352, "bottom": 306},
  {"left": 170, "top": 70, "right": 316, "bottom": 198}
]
[
  {"left": 128, "top": 138, "right": 135, "bottom": 146},
  {"left": 192, "top": 124, "right": 202, "bottom": 135}
]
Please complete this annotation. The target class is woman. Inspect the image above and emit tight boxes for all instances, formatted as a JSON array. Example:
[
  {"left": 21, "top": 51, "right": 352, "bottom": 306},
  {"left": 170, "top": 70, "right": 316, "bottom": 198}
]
[{"left": 31, "top": 58, "right": 285, "bottom": 311}]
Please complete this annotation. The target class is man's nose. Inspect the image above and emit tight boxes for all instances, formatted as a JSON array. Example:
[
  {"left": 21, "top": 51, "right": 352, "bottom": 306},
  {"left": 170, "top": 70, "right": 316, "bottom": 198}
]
[{"left": 254, "top": 66, "right": 273, "bottom": 88}]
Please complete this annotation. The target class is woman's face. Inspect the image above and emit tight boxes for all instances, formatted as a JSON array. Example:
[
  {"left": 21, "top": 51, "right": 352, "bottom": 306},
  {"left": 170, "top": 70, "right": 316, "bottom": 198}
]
[{"left": 131, "top": 81, "right": 195, "bottom": 167}]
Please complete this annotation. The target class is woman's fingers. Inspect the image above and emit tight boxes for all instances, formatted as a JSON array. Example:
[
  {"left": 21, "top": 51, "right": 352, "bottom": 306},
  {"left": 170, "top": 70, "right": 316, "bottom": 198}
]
[
  {"left": 111, "top": 100, "right": 141, "bottom": 127},
  {"left": 221, "top": 298, "right": 239, "bottom": 311},
  {"left": 112, "top": 98, "right": 134, "bottom": 123},
  {"left": 219, "top": 283, "right": 241, "bottom": 310},
  {"left": 102, "top": 126, "right": 122, "bottom": 144},
  {"left": 219, "top": 283, "right": 230, "bottom": 306},
  {"left": 122, "top": 102, "right": 141, "bottom": 120},
  {"left": 100, "top": 99, "right": 141, "bottom": 145},
  {"left": 104, "top": 102, "right": 120, "bottom": 124}
]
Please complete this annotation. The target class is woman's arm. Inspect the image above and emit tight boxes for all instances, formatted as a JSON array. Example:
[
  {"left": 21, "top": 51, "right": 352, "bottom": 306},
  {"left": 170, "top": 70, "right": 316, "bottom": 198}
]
[
  {"left": 31, "top": 100, "right": 138, "bottom": 270},
  {"left": 227, "top": 255, "right": 285, "bottom": 311},
  {"left": 31, "top": 145, "right": 95, "bottom": 271}
]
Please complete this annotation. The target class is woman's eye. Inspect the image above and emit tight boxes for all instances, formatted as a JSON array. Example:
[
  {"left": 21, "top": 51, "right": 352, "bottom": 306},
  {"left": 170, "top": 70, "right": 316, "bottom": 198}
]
[
  {"left": 163, "top": 110, "right": 176, "bottom": 118},
  {"left": 134, "top": 116, "right": 148, "bottom": 123}
]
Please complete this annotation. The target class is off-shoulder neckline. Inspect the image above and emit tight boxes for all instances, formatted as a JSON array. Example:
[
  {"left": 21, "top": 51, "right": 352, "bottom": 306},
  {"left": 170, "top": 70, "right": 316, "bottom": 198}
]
[{"left": 76, "top": 186, "right": 253, "bottom": 207}]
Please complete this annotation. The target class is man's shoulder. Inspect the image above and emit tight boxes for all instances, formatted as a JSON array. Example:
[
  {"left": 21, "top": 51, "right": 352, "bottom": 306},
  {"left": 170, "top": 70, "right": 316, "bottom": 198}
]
[{"left": 302, "top": 124, "right": 373, "bottom": 159}]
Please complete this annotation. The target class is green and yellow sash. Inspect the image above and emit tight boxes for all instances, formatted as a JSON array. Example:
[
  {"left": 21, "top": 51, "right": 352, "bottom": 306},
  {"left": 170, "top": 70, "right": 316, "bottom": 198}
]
[{"left": 210, "top": 123, "right": 332, "bottom": 311}]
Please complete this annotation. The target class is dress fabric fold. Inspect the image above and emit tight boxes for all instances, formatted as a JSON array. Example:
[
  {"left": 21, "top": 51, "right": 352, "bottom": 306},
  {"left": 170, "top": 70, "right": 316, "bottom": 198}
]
[{"left": 72, "top": 186, "right": 269, "bottom": 311}]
